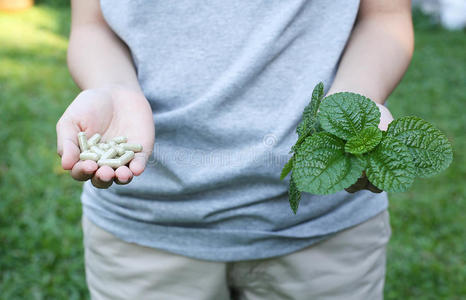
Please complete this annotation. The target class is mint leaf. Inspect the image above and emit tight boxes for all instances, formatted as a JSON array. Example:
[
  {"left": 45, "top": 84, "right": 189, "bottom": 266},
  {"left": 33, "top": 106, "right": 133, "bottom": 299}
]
[
  {"left": 296, "top": 118, "right": 312, "bottom": 138},
  {"left": 293, "top": 132, "right": 365, "bottom": 195},
  {"left": 305, "top": 82, "right": 324, "bottom": 122},
  {"left": 366, "top": 137, "right": 416, "bottom": 192},
  {"left": 386, "top": 116, "right": 453, "bottom": 178},
  {"left": 285, "top": 83, "right": 453, "bottom": 212},
  {"left": 280, "top": 156, "right": 293, "bottom": 180},
  {"left": 285, "top": 83, "right": 324, "bottom": 181},
  {"left": 345, "top": 126, "right": 383, "bottom": 155},
  {"left": 296, "top": 82, "right": 324, "bottom": 139},
  {"left": 319, "top": 93, "right": 380, "bottom": 140},
  {"left": 289, "top": 177, "right": 301, "bottom": 214}
]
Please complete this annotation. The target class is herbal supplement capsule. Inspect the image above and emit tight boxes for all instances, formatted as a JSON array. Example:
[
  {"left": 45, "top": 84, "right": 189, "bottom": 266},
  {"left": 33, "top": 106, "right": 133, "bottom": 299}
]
[
  {"left": 98, "top": 158, "right": 121, "bottom": 168},
  {"left": 120, "top": 143, "right": 143, "bottom": 152},
  {"left": 99, "top": 143, "right": 111, "bottom": 150},
  {"left": 112, "top": 136, "right": 127, "bottom": 144},
  {"left": 115, "top": 145, "right": 125, "bottom": 156},
  {"left": 109, "top": 140, "right": 117, "bottom": 147},
  {"left": 90, "top": 145, "right": 105, "bottom": 158},
  {"left": 87, "top": 133, "right": 102, "bottom": 147},
  {"left": 79, "top": 151, "right": 99, "bottom": 161},
  {"left": 101, "top": 148, "right": 117, "bottom": 160},
  {"left": 77, "top": 132, "right": 88, "bottom": 152},
  {"left": 119, "top": 151, "right": 135, "bottom": 166}
]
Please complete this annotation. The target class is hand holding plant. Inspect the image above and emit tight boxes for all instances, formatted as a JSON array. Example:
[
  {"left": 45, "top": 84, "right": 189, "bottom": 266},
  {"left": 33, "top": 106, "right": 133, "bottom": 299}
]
[{"left": 281, "top": 83, "right": 453, "bottom": 213}]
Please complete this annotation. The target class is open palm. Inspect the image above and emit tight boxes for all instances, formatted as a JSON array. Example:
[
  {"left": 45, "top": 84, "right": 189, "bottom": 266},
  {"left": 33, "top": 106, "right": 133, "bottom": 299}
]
[{"left": 56, "top": 86, "right": 155, "bottom": 188}]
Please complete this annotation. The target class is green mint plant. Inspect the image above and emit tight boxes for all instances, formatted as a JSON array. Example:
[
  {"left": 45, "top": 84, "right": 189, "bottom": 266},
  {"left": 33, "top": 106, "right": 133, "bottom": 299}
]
[{"left": 281, "top": 83, "right": 453, "bottom": 214}]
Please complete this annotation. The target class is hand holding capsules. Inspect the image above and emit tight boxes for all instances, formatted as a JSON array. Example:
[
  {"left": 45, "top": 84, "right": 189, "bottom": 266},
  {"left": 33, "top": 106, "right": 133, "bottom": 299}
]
[{"left": 56, "top": 86, "right": 155, "bottom": 188}]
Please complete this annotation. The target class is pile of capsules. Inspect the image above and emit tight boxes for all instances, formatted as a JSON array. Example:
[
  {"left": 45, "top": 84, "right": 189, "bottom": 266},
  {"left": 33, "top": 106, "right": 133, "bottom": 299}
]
[{"left": 77, "top": 132, "right": 143, "bottom": 168}]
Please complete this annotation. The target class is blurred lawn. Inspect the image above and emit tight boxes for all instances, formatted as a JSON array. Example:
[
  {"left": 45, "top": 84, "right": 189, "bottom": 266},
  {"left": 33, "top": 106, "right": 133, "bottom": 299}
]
[{"left": 0, "top": 4, "right": 465, "bottom": 300}]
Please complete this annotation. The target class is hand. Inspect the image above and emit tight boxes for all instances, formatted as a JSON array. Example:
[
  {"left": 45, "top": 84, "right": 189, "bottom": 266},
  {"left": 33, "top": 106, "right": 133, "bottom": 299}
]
[
  {"left": 345, "top": 103, "right": 393, "bottom": 194},
  {"left": 56, "top": 85, "right": 155, "bottom": 188}
]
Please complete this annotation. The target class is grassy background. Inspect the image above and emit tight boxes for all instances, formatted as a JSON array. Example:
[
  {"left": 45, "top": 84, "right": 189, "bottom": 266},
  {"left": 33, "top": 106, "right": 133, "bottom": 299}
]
[{"left": 0, "top": 4, "right": 464, "bottom": 300}]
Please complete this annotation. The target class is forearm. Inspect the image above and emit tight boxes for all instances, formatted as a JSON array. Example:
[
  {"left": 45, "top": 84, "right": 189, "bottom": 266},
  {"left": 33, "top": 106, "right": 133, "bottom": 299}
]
[
  {"left": 68, "top": 26, "right": 140, "bottom": 91},
  {"left": 327, "top": 10, "right": 414, "bottom": 104},
  {"left": 67, "top": 0, "right": 140, "bottom": 91}
]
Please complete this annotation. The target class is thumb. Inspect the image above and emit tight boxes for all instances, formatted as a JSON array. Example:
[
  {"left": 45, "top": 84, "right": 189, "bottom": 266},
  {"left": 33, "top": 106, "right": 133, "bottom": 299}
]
[
  {"left": 376, "top": 104, "right": 394, "bottom": 131},
  {"left": 56, "top": 117, "right": 81, "bottom": 170}
]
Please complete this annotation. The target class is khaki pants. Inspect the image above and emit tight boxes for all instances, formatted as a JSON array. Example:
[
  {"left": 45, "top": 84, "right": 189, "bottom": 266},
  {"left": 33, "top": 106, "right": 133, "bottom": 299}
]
[{"left": 82, "top": 210, "right": 391, "bottom": 300}]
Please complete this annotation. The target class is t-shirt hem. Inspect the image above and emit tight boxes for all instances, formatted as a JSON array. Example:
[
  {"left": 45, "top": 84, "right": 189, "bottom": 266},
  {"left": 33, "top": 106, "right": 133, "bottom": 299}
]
[{"left": 82, "top": 202, "right": 388, "bottom": 262}]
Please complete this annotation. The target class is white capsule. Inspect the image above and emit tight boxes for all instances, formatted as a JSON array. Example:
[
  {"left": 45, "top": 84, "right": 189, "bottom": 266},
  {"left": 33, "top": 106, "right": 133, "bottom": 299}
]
[
  {"left": 120, "top": 143, "right": 143, "bottom": 152},
  {"left": 87, "top": 133, "right": 102, "bottom": 146},
  {"left": 115, "top": 145, "right": 125, "bottom": 156},
  {"left": 98, "top": 158, "right": 121, "bottom": 168},
  {"left": 109, "top": 140, "right": 117, "bottom": 147},
  {"left": 79, "top": 151, "right": 99, "bottom": 161},
  {"left": 101, "top": 148, "right": 117, "bottom": 160},
  {"left": 77, "top": 132, "right": 88, "bottom": 152},
  {"left": 119, "top": 151, "right": 135, "bottom": 166},
  {"left": 112, "top": 136, "right": 127, "bottom": 144},
  {"left": 98, "top": 143, "right": 111, "bottom": 150},
  {"left": 90, "top": 145, "right": 105, "bottom": 158}
]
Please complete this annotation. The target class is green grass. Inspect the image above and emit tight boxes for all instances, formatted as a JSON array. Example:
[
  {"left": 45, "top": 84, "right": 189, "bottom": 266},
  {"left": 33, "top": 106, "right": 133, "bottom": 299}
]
[
  {"left": 0, "top": 5, "right": 465, "bottom": 300},
  {"left": 0, "top": 5, "right": 84, "bottom": 300},
  {"left": 385, "top": 23, "right": 466, "bottom": 299}
]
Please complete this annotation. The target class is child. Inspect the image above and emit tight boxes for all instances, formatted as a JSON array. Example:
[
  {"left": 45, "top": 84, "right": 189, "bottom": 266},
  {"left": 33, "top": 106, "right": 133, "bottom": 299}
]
[{"left": 57, "top": 0, "right": 414, "bottom": 299}]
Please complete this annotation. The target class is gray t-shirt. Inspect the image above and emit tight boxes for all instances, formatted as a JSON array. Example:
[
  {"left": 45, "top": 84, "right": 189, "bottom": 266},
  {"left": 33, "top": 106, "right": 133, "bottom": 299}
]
[{"left": 82, "top": 0, "right": 388, "bottom": 261}]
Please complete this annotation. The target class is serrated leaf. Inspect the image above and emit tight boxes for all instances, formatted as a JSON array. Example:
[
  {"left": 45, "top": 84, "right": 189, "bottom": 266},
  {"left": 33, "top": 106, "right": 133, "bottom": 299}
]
[
  {"left": 293, "top": 132, "right": 366, "bottom": 195},
  {"left": 296, "top": 82, "right": 324, "bottom": 137},
  {"left": 366, "top": 137, "right": 416, "bottom": 192},
  {"left": 319, "top": 93, "right": 381, "bottom": 140},
  {"left": 345, "top": 126, "right": 383, "bottom": 155},
  {"left": 296, "top": 118, "right": 312, "bottom": 139},
  {"left": 386, "top": 116, "right": 453, "bottom": 177},
  {"left": 280, "top": 156, "right": 294, "bottom": 180},
  {"left": 304, "top": 82, "right": 324, "bottom": 121},
  {"left": 289, "top": 177, "right": 301, "bottom": 214}
]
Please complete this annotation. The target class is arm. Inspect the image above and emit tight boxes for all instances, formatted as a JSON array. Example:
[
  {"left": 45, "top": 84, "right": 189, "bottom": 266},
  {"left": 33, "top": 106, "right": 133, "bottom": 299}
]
[
  {"left": 57, "top": 0, "right": 154, "bottom": 188},
  {"left": 67, "top": 0, "right": 140, "bottom": 90},
  {"left": 328, "top": 0, "right": 414, "bottom": 193},
  {"left": 327, "top": 0, "right": 414, "bottom": 107}
]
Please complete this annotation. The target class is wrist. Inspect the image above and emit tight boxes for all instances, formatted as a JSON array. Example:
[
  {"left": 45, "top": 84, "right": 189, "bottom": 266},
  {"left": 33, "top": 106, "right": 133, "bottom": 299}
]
[
  {"left": 324, "top": 87, "right": 393, "bottom": 131},
  {"left": 325, "top": 85, "right": 386, "bottom": 105},
  {"left": 95, "top": 82, "right": 143, "bottom": 94},
  {"left": 80, "top": 83, "right": 146, "bottom": 101}
]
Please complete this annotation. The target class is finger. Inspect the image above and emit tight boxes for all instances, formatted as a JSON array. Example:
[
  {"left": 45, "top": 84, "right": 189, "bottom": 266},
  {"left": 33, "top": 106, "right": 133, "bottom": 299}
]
[
  {"left": 345, "top": 186, "right": 359, "bottom": 194},
  {"left": 345, "top": 176, "right": 369, "bottom": 193},
  {"left": 91, "top": 166, "right": 115, "bottom": 189},
  {"left": 56, "top": 117, "right": 81, "bottom": 170},
  {"left": 91, "top": 176, "right": 113, "bottom": 189},
  {"left": 114, "top": 166, "right": 133, "bottom": 184},
  {"left": 62, "top": 139, "right": 82, "bottom": 170},
  {"left": 114, "top": 177, "right": 133, "bottom": 185},
  {"left": 129, "top": 152, "right": 148, "bottom": 176},
  {"left": 376, "top": 104, "right": 394, "bottom": 131},
  {"left": 367, "top": 183, "right": 383, "bottom": 193},
  {"left": 70, "top": 160, "right": 98, "bottom": 181},
  {"left": 95, "top": 165, "right": 115, "bottom": 182}
]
